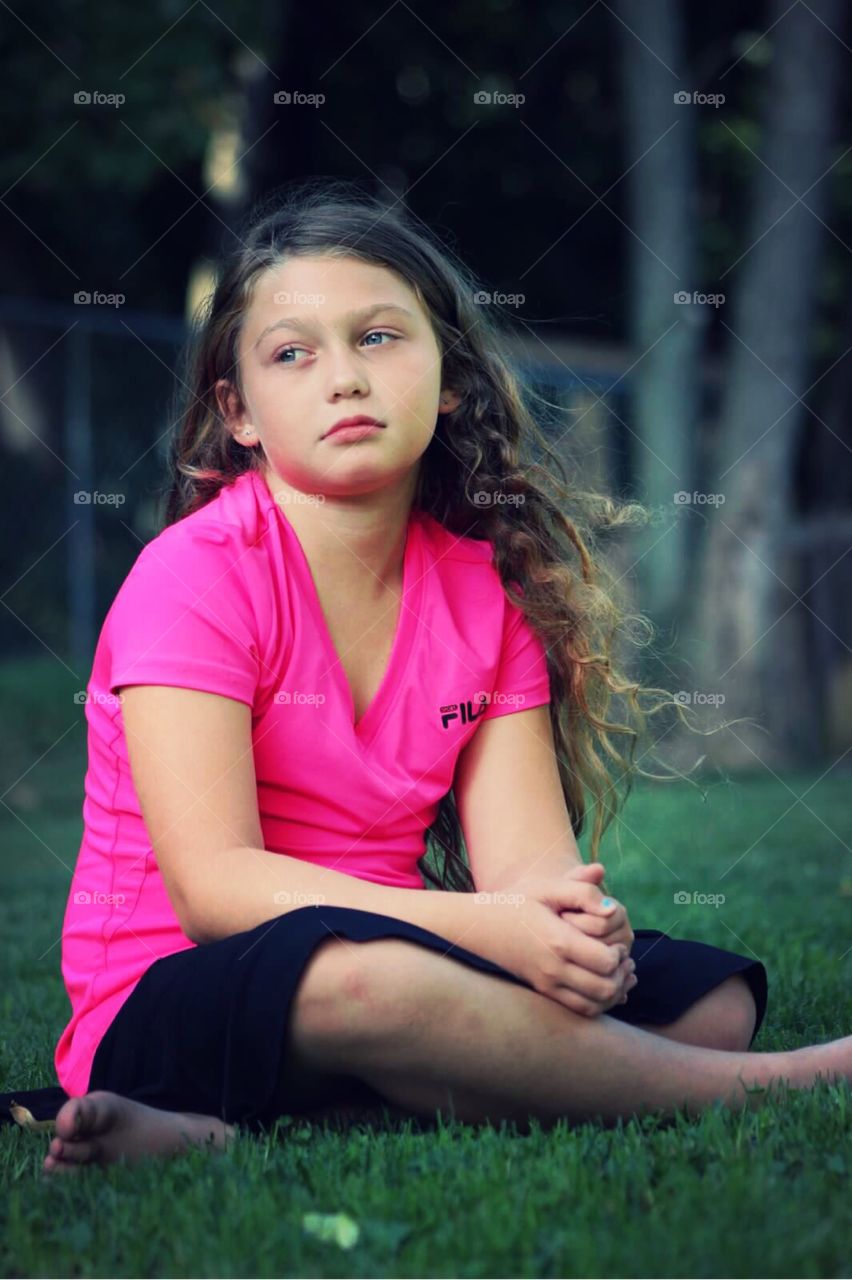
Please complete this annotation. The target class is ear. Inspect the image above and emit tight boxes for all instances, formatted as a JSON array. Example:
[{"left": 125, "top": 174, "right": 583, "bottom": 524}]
[
  {"left": 214, "top": 378, "right": 248, "bottom": 440},
  {"left": 438, "top": 388, "right": 462, "bottom": 415}
]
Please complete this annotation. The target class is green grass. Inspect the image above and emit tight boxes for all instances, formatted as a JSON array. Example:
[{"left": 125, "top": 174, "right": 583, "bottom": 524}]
[{"left": 1, "top": 656, "right": 851, "bottom": 1278}]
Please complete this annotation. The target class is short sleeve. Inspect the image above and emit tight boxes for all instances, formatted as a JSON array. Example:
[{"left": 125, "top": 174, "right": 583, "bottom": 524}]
[
  {"left": 479, "top": 588, "right": 551, "bottom": 720},
  {"left": 106, "top": 523, "right": 261, "bottom": 708}
]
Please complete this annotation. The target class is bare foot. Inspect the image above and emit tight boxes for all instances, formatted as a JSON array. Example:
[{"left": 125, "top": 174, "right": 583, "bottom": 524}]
[{"left": 41, "top": 1090, "right": 238, "bottom": 1176}]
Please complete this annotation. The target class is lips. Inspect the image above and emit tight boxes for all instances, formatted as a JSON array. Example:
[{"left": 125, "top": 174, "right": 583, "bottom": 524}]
[{"left": 324, "top": 416, "right": 385, "bottom": 439}]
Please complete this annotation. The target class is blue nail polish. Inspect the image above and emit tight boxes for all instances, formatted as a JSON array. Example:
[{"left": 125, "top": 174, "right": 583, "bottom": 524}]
[{"left": 601, "top": 897, "right": 614, "bottom": 908}]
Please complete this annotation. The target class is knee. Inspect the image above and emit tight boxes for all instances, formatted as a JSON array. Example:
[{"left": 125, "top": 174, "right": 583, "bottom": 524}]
[
  {"left": 291, "top": 936, "right": 444, "bottom": 1049},
  {"left": 706, "top": 974, "right": 758, "bottom": 1051}
]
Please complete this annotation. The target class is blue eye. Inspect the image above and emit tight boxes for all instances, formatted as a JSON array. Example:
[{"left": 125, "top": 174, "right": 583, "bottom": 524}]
[
  {"left": 273, "top": 330, "right": 398, "bottom": 364},
  {"left": 362, "top": 330, "right": 397, "bottom": 346}
]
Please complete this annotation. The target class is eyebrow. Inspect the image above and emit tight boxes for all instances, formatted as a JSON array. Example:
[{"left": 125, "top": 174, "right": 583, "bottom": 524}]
[{"left": 255, "top": 302, "right": 415, "bottom": 345}]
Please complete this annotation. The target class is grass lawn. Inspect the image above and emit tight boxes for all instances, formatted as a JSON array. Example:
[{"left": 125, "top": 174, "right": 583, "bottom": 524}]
[{"left": 1, "top": 656, "right": 851, "bottom": 1277}]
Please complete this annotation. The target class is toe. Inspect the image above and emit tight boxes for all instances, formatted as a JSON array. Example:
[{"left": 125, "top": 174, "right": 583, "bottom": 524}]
[
  {"left": 42, "top": 1153, "right": 82, "bottom": 1177},
  {"left": 54, "top": 1139, "right": 98, "bottom": 1164},
  {"left": 55, "top": 1096, "right": 89, "bottom": 1142},
  {"left": 55, "top": 1090, "right": 121, "bottom": 1143}
]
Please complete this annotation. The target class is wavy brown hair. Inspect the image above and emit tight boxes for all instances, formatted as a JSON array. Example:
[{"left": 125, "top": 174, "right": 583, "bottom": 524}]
[{"left": 162, "top": 177, "right": 727, "bottom": 894}]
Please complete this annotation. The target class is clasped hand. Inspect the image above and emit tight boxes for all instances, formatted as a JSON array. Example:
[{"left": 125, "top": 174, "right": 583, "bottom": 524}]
[{"left": 476, "top": 861, "right": 637, "bottom": 1018}]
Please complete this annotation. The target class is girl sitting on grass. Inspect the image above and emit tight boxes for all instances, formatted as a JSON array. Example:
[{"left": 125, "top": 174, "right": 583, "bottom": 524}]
[{"left": 44, "top": 180, "right": 850, "bottom": 1174}]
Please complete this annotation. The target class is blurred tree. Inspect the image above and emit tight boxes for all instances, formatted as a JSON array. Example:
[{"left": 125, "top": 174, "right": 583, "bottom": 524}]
[
  {"left": 614, "top": 0, "right": 702, "bottom": 633},
  {"left": 2, "top": 0, "right": 851, "bottom": 768},
  {"left": 690, "top": 0, "right": 845, "bottom": 766}
]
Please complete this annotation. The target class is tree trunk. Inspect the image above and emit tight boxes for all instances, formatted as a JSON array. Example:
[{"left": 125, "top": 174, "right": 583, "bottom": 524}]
[
  {"left": 614, "top": 0, "right": 702, "bottom": 633},
  {"left": 690, "top": 0, "right": 845, "bottom": 768}
]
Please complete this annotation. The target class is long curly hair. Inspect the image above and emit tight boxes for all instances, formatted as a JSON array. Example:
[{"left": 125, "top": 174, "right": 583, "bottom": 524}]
[{"left": 161, "top": 177, "right": 722, "bottom": 894}]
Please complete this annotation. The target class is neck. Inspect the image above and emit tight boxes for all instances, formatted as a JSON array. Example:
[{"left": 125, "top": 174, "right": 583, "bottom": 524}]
[{"left": 257, "top": 462, "right": 416, "bottom": 595}]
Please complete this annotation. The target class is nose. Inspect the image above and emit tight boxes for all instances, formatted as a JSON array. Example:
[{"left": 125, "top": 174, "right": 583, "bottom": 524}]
[{"left": 326, "top": 343, "right": 370, "bottom": 400}]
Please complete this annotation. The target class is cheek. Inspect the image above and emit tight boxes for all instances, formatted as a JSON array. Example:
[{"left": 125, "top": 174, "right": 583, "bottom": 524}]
[{"left": 390, "top": 349, "right": 442, "bottom": 400}]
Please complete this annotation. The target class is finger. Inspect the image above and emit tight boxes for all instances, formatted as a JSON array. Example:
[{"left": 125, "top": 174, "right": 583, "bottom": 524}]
[
  {"left": 561, "top": 910, "right": 612, "bottom": 938},
  {"left": 554, "top": 880, "right": 619, "bottom": 919},
  {"left": 558, "top": 925, "right": 629, "bottom": 976},
  {"left": 564, "top": 905, "right": 628, "bottom": 940},
  {"left": 553, "top": 956, "right": 634, "bottom": 1005},
  {"left": 564, "top": 861, "right": 605, "bottom": 875},
  {"left": 582, "top": 882, "right": 620, "bottom": 916}
]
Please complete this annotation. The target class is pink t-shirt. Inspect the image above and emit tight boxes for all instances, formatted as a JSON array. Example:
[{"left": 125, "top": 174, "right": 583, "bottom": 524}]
[{"left": 55, "top": 468, "right": 552, "bottom": 1096}]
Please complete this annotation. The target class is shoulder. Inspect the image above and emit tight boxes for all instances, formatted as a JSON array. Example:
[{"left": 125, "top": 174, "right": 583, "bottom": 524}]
[
  {"left": 128, "top": 472, "right": 278, "bottom": 586},
  {"left": 144, "top": 471, "right": 270, "bottom": 558},
  {"left": 109, "top": 471, "right": 282, "bottom": 631}
]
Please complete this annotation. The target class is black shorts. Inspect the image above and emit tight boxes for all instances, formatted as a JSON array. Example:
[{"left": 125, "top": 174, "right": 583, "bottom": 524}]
[{"left": 87, "top": 905, "right": 769, "bottom": 1135}]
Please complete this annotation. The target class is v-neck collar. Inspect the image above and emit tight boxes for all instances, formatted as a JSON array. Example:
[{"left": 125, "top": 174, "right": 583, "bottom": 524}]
[{"left": 248, "top": 469, "right": 424, "bottom": 751}]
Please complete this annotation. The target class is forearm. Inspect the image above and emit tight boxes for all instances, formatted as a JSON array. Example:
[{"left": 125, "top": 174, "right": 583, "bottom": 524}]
[
  {"left": 472, "top": 844, "right": 585, "bottom": 893},
  {"left": 183, "top": 844, "right": 477, "bottom": 947}
]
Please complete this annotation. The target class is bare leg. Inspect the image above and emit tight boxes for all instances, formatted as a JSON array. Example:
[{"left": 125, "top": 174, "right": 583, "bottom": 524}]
[
  {"left": 40, "top": 940, "right": 841, "bottom": 1172},
  {"left": 291, "top": 938, "right": 849, "bottom": 1132}
]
